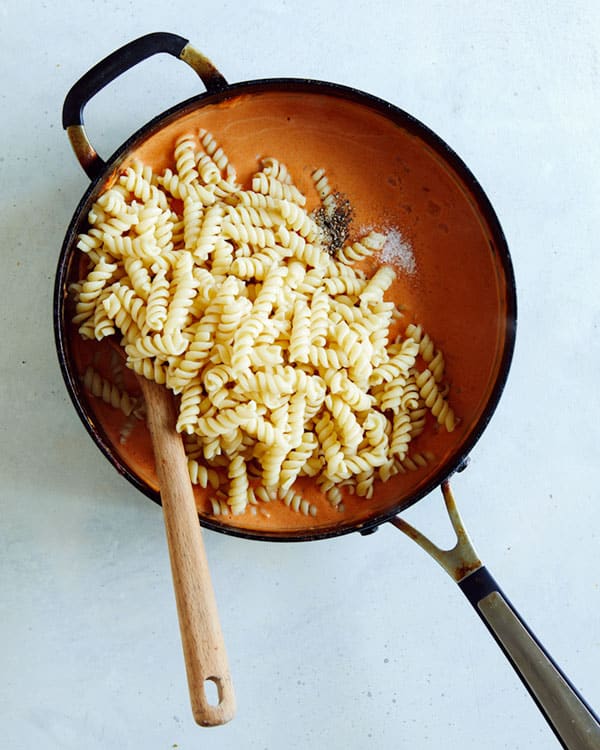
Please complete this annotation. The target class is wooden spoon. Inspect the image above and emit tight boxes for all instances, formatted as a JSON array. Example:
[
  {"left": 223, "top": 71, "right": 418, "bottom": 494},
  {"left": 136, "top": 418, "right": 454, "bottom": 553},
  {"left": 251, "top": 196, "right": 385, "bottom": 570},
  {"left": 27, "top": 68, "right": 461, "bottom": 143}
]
[{"left": 137, "top": 374, "right": 236, "bottom": 726}]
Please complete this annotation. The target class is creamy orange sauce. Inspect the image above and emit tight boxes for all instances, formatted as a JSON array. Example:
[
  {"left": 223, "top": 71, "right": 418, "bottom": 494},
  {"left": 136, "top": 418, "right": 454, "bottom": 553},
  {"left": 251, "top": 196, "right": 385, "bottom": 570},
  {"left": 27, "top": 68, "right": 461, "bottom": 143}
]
[{"left": 66, "top": 88, "right": 512, "bottom": 538}]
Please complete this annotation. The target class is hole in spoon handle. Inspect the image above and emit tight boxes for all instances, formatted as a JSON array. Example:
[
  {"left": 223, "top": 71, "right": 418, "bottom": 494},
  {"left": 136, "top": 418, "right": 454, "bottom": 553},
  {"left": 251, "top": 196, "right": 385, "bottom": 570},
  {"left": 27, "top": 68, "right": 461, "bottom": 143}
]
[{"left": 191, "top": 675, "right": 236, "bottom": 727}]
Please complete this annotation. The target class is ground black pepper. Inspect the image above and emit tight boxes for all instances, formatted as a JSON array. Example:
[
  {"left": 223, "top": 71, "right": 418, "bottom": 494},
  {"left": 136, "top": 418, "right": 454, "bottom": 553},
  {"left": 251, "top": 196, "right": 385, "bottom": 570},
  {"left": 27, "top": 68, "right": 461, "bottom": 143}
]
[{"left": 312, "top": 191, "right": 354, "bottom": 255}]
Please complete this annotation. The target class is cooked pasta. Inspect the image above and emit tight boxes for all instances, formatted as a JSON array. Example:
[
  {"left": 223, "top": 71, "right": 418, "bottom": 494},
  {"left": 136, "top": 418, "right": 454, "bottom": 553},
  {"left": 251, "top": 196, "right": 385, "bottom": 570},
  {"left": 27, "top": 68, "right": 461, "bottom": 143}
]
[
  {"left": 81, "top": 366, "right": 135, "bottom": 417},
  {"left": 337, "top": 230, "right": 386, "bottom": 266},
  {"left": 73, "top": 130, "right": 458, "bottom": 520}
]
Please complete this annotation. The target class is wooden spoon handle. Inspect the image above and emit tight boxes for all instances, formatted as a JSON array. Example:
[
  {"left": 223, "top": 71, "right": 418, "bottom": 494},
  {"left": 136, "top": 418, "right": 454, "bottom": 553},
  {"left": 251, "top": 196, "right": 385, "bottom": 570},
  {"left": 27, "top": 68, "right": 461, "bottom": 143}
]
[{"left": 138, "top": 375, "right": 235, "bottom": 726}]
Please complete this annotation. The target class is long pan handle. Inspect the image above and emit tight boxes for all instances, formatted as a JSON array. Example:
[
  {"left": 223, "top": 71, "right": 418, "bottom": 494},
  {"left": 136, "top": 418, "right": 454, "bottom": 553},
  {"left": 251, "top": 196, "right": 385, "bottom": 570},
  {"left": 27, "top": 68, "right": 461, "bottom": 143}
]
[
  {"left": 459, "top": 567, "right": 600, "bottom": 749},
  {"left": 391, "top": 481, "right": 600, "bottom": 749}
]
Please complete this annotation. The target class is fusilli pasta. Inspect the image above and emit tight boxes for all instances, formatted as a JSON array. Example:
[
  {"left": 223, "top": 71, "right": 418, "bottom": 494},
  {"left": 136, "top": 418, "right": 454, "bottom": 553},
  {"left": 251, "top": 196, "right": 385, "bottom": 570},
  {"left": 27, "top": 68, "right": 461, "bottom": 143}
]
[{"left": 72, "top": 130, "right": 458, "bottom": 521}]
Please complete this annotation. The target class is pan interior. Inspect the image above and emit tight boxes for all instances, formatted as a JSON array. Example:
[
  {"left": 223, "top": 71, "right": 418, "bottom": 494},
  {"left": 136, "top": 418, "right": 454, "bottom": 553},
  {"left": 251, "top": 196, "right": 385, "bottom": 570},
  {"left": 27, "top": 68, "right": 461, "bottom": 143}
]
[{"left": 59, "top": 84, "right": 514, "bottom": 540}]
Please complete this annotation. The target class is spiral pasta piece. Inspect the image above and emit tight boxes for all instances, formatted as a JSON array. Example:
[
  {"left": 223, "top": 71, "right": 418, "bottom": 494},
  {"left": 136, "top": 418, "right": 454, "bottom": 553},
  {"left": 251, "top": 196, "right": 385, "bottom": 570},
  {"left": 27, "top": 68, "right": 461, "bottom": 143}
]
[
  {"left": 258, "top": 443, "right": 288, "bottom": 488},
  {"left": 194, "top": 202, "right": 224, "bottom": 261},
  {"left": 311, "top": 167, "right": 332, "bottom": 201},
  {"left": 92, "top": 288, "right": 116, "bottom": 340},
  {"left": 194, "top": 403, "right": 257, "bottom": 440},
  {"left": 182, "top": 193, "right": 204, "bottom": 251},
  {"left": 325, "top": 484, "right": 344, "bottom": 510},
  {"left": 370, "top": 337, "right": 419, "bottom": 386},
  {"left": 279, "top": 432, "right": 318, "bottom": 492},
  {"left": 167, "top": 321, "right": 219, "bottom": 393},
  {"left": 199, "top": 129, "right": 230, "bottom": 173},
  {"left": 127, "top": 356, "right": 167, "bottom": 385},
  {"left": 123, "top": 257, "right": 152, "bottom": 300},
  {"left": 399, "top": 375, "right": 420, "bottom": 411},
  {"left": 227, "top": 455, "right": 249, "bottom": 515},
  {"left": 314, "top": 411, "right": 348, "bottom": 480},
  {"left": 144, "top": 269, "right": 169, "bottom": 333},
  {"left": 278, "top": 487, "right": 317, "bottom": 517},
  {"left": 355, "top": 469, "right": 375, "bottom": 499},
  {"left": 308, "top": 288, "right": 330, "bottom": 347},
  {"left": 360, "top": 410, "right": 389, "bottom": 465},
  {"left": 187, "top": 458, "right": 220, "bottom": 489},
  {"left": 337, "top": 231, "right": 386, "bottom": 265},
  {"left": 288, "top": 298, "right": 311, "bottom": 364},
  {"left": 390, "top": 411, "right": 412, "bottom": 459},
  {"left": 260, "top": 156, "right": 292, "bottom": 184},
  {"left": 196, "top": 153, "right": 221, "bottom": 185},
  {"left": 252, "top": 172, "right": 306, "bottom": 205},
  {"left": 125, "top": 330, "right": 188, "bottom": 361},
  {"left": 222, "top": 215, "right": 278, "bottom": 249},
  {"left": 415, "top": 369, "right": 456, "bottom": 432},
  {"left": 174, "top": 134, "right": 200, "bottom": 184},
  {"left": 95, "top": 185, "right": 128, "bottom": 214},
  {"left": 325, "top": 394, "right": 363, "bottom": 454},
  {"left": 324, "top": 369, "right": 373, "bottom": 412},
  {"left": 406, "top": 323, "right": 446, "bottom": 382},
  {"left": 210, "top": 237, "right": 235, "bottom": 279},
  {"left": 164, "top": 251, "right": 196, "bottom": 335},
  {"left": 323, "top": 275, "right": 366, "bottom": 296},
  {"left": 158, "top": 168, "right": 215, "bottom": 205},
  {"left": 104, "top": 284, "right": 147, "bottom": 338},
  {"left": 359, "top": 265, "right": 396, "bottom": 304},
  {"left": 230, "top": 253, "right": 276, "bottom": 280},
  {"left": 119, "top": 160, "right": 169, "bottom": 209},
  {"left": 278, "top": 199, "right": 321, "bottom": 240},
  {"left": 73, "top": 256, "right": 118, "bottom": 327},
  {"left": 82, "top": 366, "right": 135, "bottom": 416}
]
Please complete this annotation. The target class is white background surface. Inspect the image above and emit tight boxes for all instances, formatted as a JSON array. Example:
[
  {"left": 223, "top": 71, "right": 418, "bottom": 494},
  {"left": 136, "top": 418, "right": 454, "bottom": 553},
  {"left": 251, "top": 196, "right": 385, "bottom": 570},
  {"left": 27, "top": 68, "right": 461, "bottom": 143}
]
[{"left": 2, "top": 1, "right": 599, "bottom": 748}]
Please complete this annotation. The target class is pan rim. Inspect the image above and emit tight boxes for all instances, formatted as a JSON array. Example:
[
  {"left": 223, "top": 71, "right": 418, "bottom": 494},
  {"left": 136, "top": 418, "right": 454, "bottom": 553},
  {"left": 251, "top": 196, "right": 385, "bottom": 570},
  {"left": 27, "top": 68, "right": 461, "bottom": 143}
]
[{"left": 53, "top": 76, "right": 517, "bottom": 542}]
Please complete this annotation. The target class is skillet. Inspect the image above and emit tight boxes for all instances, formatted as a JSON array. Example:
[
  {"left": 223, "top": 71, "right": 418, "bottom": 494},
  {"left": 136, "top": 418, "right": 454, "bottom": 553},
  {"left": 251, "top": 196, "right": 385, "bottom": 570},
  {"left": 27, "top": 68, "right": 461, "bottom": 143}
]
[{"left": 54, "top": 32, "right": 600, "bottom": 747}]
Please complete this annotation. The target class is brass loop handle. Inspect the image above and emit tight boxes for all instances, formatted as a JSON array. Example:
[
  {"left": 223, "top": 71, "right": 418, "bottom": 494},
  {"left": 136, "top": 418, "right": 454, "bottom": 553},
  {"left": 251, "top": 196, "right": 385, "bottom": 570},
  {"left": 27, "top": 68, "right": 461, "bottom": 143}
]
[{"left": 62, "top": 32, "right": 228, "bottom": 179}]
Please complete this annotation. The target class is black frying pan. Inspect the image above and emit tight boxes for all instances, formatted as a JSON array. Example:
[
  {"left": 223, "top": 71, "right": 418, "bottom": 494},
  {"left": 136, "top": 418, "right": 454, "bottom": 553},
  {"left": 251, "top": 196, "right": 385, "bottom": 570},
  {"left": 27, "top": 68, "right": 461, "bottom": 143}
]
[{"left": 54, "top": 33, "right": 600, "bottom": 747}]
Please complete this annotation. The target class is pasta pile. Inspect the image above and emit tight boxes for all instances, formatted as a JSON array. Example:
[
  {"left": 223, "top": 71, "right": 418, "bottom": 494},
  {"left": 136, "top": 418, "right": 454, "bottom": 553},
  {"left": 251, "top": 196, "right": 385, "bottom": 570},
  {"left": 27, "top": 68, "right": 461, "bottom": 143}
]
[{"left": 71, "top": 130, "right": 456, "bottom": 518}]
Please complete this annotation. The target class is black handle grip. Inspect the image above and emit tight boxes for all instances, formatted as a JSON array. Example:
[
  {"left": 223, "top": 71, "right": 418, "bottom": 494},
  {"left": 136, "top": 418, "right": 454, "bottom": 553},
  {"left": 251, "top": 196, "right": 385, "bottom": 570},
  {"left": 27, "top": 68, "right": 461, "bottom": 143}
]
[
  {"left": 459, "top": 567, "right": 600, "bottom": 749},
  {"left": 63, "top": 33, "right": 190, "bottom": 129},
  {"left": 62, "top": 32, "right": 228, "bottom": 178}
]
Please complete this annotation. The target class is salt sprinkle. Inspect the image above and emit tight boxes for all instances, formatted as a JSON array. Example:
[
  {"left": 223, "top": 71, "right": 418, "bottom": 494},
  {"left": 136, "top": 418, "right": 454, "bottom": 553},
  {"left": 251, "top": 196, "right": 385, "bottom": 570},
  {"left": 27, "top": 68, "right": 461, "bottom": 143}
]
[{"left": 379, "top": 228, "right": 416, "bottom": 275}]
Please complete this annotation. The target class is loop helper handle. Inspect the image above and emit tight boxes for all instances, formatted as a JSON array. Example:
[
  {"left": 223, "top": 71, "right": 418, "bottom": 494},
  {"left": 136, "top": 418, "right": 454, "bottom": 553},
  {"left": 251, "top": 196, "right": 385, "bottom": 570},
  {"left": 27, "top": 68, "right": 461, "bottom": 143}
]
[
  {"left": 391, "top": 481, "right": 600, "bottom": 749},
  {"left": 62, "top": 32, "right": 228, "bottom": 179}
]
